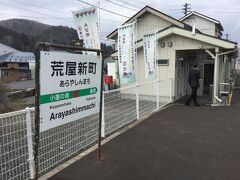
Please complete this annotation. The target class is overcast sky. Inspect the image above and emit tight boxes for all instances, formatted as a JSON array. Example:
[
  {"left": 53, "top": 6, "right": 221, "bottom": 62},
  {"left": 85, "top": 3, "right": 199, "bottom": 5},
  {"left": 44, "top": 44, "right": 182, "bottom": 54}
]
[{"left": 1, "top": 0, "right": 240, "bottom": 44}]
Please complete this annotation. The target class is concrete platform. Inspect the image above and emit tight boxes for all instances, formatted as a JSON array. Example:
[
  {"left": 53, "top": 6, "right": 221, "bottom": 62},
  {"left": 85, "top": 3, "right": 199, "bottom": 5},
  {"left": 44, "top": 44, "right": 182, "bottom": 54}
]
[{"left": 49, "top": 89, "right": 240, "bottom": 180}]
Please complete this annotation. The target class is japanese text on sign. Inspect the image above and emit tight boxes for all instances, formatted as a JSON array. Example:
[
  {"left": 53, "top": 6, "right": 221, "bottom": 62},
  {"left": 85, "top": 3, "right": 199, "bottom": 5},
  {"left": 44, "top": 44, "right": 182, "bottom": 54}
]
[
  {"left": 39, "top": 52, "right": 102, "bottom": 132},
  {"left": 117, "top": 23, "right": 136, "bottom": 84},
  {"left": 51, "top": 61, "right": 96, "bottom": 76}
]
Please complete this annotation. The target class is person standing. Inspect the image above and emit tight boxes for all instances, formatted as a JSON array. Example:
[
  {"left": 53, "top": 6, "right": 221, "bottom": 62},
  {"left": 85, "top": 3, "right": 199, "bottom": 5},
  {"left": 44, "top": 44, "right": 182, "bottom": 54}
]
[{"left": 185, "top": 64, "right": 201, "bottom": 106}]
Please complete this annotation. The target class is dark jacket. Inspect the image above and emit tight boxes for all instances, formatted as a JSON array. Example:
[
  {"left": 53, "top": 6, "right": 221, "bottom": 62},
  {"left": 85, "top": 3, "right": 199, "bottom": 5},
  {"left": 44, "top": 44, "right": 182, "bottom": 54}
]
[{"left": 188, "top": 68, "right": 201, "bottom": 88}]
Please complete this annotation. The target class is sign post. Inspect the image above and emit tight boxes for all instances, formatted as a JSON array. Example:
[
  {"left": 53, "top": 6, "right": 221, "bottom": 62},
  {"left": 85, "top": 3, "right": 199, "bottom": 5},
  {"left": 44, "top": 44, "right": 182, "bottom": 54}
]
[{"left": 34, "top": 42, "right": 102, "bottom": 179}]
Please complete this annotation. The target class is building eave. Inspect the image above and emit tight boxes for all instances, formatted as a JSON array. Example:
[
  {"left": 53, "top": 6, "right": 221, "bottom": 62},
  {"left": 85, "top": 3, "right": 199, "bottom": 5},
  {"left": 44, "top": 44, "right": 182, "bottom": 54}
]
[
  {"left": 180, "top": 11, "right": 224, "bottom": 31},
  {"left": 171, "top": 27, "right": 235, "bottom": 49},
  {"left": 110, "top": 25, "right": 237, "bottom": 58},
  {"left": 107, "top": 5, "right": 186, "bottom": 40}
]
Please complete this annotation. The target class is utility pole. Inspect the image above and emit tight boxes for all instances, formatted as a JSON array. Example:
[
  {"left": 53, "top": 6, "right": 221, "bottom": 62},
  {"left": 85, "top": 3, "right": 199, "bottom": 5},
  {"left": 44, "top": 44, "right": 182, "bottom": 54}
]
[
  {"left": 182, "top": 3, "right": 191, "bottom": 16},
  {"left": 225, "top": 33, "right": 229, "bottom": 40}
]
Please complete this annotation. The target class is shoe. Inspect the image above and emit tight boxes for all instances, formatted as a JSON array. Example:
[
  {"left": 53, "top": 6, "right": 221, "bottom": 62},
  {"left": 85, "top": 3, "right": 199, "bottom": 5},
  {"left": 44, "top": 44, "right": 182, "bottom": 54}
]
[{"left": 185, "top": 103, "right": 190, "bottom": 106}]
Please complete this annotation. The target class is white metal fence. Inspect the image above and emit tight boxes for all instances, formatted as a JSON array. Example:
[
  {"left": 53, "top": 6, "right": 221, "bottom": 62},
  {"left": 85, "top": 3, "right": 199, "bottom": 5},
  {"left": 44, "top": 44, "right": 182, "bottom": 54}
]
[
  {"left": 102, "top": 79, "right": 173, "bottom": 136},
  {"left": 0, "top": 109, "right": 34, "bottom": 180},
  {"left": 37, "top": 113, "right": 99, "bottom": 175},
  {"left": 0, "top": 79, "right": 173, "bottom": 180},
  {"left": 103, "top": 85, "right": 137, "bottom": 136}
]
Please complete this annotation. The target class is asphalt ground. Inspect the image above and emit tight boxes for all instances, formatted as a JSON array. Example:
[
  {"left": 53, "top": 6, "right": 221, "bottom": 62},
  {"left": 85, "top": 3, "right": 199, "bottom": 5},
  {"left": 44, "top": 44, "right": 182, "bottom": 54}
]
[{"left": 49, "top": 89, "right": 240, "bottom": 180}]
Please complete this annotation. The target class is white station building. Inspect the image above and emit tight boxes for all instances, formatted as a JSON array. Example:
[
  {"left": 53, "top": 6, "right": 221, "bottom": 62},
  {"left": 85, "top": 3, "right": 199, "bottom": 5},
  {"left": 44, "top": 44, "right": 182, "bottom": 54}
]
[{"left": 107, "top": 6, "right": 238, "bottom": 105}]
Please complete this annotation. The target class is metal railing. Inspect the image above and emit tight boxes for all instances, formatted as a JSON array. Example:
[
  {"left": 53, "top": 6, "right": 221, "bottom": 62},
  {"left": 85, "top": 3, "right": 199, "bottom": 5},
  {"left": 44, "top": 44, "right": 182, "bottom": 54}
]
[
  {"left": 102, "top": 79, "right": 173, "bottom": 137},
  {"left": 0, "top": 108, "right": 99, "bottom": 180},
  {"left": 0, "top": 108, "right": 34, "bottom": 180},
  {"left": 0, "top": 78, "right": 173, "bottom": 180},
  {"left": 37, "top": 113, "right": 99, "bottom": 176}
]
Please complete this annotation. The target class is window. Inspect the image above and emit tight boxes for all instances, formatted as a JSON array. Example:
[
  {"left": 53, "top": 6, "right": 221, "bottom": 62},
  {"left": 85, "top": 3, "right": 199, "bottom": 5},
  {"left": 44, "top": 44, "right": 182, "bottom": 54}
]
[
  {"left": 160, "top": 42, "right": 165, "bottom": 48},
  {"left": 157, "top": 59, "right": 169, "bottom": 66},
  {"left": 168, "top": 42, "right": 173, "bottom": 47}
]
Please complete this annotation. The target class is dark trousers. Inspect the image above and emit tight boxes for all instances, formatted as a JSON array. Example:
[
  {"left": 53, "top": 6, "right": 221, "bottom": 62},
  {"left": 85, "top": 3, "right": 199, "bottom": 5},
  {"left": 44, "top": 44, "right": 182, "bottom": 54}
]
[{"left": 186, "top": 87, "right": 199, "bottom": 105}]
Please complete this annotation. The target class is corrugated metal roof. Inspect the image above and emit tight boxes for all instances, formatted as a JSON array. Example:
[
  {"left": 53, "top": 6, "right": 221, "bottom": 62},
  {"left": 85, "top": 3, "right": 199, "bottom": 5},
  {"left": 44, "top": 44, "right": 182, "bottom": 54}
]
[
  {"left": 0, "top": 43, "right": 19, "bottom": 56},
  {"left": 0, "top": 52, "right": 35, "bottom": 63}
]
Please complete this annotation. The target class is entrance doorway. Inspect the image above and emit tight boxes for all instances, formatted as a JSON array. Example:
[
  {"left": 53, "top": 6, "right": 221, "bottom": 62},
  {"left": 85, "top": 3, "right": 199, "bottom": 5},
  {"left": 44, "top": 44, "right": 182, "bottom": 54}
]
[
  {"left": 203, "top": 64, "right": 214, "bottom": 95},
  {"left": 186, "top": 62, "right": 214, "bottom": 96}
]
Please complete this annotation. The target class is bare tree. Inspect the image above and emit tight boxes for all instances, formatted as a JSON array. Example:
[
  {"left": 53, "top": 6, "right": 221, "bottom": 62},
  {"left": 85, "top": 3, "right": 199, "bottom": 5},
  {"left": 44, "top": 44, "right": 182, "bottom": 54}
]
[{"left": 0, "top": 81, "right": 11, "bottom": 112}]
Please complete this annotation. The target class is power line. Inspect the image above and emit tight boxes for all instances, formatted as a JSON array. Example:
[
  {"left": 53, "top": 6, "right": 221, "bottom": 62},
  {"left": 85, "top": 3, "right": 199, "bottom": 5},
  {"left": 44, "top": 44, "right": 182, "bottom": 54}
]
[
  {"left": 129, "top": 0, "right": 149, "bottom": 4},
  {"left": 0, "top": 10, "right": 124, "bottom": 23},
  {"left": 77, "top": 0, "right": 130, "bottom": 18},
  {"left": 192, "top": 5, "right": 240, "bottom": 10},
  {"left": 105, "top": 0, "right": 138, "bottom": 11},
  {"left": 0, "top": 12, "right": 73, "bottom": 20},
  {"left": 114, "top": 0, "right": 142, "bottom": 9},
  {"left": 0, "top": 2, "right": 73, "bottom": 22},
  {"left": 0, "top": 12, "right": 125, "bottom": 25},
  {"left": 101, "top": 18, "right": 124, "bottom": 23},
  {"left": 206, "top": 11, "right": 240, "bottom": 14},
  {"left": 165, "top": 8, "right": 182, "bottom": 12},
  {"left": 8, "top": 0, "right": 72, "bottom": 15}
]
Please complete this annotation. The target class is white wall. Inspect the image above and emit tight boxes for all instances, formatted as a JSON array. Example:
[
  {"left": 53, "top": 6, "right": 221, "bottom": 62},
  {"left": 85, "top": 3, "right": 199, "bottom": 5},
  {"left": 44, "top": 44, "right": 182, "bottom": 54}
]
[
  {"left": 114, "top": 12, "right": 223, "bottom": 99},
  {"left": 159, "top": 35, "right": 216, "bottom": 99},
  {"left": 134, "top": 34, "right": 217, "bottom": 98},
  {"left": 136, "top": 12, "right": 172, "bottom": 40},
  {"left": 182, "top": 15, "right": 216, "bottom": 37},
  {"left": 135, "top": 43, "right": 174, "bottom": 97},
  {"left": 173, "top": 35, "right": 216, "bottom": 50},
  {"left": 114, "top": 12, "right": 173, "bottom": 50}
]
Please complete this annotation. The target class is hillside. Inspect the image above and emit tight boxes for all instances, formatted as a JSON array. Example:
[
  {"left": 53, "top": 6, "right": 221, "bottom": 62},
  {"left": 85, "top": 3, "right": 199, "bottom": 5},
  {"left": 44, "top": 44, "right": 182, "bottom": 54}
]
[
  {"left": 0, "top": 19, "right": 50, "bottom": 37},
  {"left": 0, "top": 18, "right": 114, "bottom": 55},
  {"left": 0, "top": 19, "right": 78, "bottom": 52},
  {"left": 37, "top": 26, "right": 78, "bottom": 45},
  {"left": 0, "top": 25, "right": 34, "bottom": 51}
]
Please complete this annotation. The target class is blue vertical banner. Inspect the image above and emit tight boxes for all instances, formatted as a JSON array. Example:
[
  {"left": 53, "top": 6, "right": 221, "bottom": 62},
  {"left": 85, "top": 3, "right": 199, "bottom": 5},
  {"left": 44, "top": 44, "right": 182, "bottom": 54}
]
[
  {"left": 118, "top": 23, "right": 136, "bottom": 85},
  {"left": 143, "top": 33, "right": 156, "bottom": 80}
]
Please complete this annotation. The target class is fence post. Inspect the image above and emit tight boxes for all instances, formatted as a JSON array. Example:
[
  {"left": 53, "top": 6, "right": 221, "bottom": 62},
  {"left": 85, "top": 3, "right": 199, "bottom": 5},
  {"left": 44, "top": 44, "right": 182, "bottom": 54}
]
[
  {"left": 170, "top": 78, "right": 173, "bottom": 102},
  {"left": 25, "top": 107, "right": 35, "bottom": 179},
  {"left": 156, "top": 80, "right": 160, "bottom": 109},
  {"left": 101, "top": 92, "right": 105, "bottom": 138},
  {"left": 136, "top": 84, "right": 140, "bottom": 119}
]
